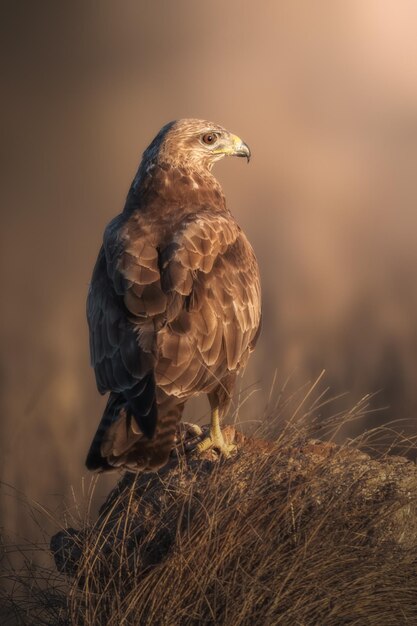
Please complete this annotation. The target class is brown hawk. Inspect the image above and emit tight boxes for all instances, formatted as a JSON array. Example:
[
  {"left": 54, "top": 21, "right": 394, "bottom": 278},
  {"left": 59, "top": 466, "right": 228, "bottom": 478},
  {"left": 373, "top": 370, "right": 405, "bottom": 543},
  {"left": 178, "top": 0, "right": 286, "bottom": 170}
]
[{"left": 86, "top": 119, "right": 261, "bottom": 472}]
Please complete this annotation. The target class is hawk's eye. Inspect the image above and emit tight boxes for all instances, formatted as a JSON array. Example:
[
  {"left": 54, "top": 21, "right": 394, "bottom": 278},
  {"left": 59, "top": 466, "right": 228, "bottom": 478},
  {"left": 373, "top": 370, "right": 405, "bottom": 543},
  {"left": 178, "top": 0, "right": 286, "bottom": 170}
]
[{"left": 202, "top": 132, "right": 218, "bottom": 145}]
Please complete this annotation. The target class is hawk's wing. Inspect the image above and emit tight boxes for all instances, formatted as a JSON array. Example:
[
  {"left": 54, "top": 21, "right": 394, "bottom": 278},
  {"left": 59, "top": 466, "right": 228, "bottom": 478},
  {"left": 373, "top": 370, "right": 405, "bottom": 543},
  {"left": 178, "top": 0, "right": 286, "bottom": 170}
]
[
  {"left": 88, "top": 209, "right": 261, "bottom": 441},
  {"left": 87, "top": 214, "right": 162, "bottom": 437},
  {"left": 156, "top": 211, "right": 261, "bottom": 397}
]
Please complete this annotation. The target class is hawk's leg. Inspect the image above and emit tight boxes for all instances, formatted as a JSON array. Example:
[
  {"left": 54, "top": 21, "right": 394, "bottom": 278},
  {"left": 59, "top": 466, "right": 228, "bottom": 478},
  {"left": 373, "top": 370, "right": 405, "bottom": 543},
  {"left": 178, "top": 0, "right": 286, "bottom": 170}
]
[{"left": 195, "top": 406, "right": 236, "bottom": 457}]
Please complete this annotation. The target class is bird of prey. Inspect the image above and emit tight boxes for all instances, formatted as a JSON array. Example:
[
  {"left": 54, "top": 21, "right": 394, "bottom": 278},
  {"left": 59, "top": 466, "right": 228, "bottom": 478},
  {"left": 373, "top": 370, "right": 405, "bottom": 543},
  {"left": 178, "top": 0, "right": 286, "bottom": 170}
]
[{"left": 86, "top": 119, "right": 261, "bottom": 472}]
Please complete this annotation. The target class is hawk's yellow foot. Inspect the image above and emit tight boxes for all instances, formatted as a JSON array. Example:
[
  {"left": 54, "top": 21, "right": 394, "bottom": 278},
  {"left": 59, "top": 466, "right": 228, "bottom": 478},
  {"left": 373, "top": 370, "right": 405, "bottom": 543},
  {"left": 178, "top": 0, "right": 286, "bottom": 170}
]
[{"left": 195, "top": 407, "right": 236, "bottom": 457}]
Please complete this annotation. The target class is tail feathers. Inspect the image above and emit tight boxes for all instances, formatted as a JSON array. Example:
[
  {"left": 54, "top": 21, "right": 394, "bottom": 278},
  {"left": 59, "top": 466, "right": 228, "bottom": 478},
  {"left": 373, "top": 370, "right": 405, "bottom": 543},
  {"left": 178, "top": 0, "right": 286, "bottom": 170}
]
[
  {"left": 126, "top": 395, "right": 157, "bottom": 439},
  {"left": 86, "top": 393, "right": 183, "bottom": 473},
  {"left": 86, "top": 378, "right": 158, "bottom": 472},
  {"left": 105, "top": 406, "right": 182, "bottom": 471},
  {"left": 126, "top": 373, "right": 158, "bottom": 439},
  {"left": 85, "top": 394, "right": 124, "bottom": 471}
]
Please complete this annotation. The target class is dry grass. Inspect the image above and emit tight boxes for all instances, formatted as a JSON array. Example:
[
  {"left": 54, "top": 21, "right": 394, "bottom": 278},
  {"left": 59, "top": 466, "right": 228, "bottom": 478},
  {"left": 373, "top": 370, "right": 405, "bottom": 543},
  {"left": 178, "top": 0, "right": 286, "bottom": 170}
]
[{"left": 1, "top": 382, "right": 417, "bottom": 625}]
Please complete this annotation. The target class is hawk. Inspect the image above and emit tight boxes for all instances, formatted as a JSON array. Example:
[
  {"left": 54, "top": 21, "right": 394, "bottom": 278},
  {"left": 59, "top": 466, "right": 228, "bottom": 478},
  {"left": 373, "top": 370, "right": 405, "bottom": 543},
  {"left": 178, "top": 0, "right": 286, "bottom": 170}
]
[{"left": 86, "top": 119, "right": 261, "bottom": 472}]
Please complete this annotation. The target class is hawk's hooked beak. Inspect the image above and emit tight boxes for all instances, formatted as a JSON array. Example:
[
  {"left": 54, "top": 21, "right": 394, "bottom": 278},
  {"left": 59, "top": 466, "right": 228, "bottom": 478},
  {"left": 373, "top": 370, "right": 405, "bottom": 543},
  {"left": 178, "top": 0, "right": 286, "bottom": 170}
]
[
  {"left": 214, "top": 133, "right": 251, "bottom": 163},
  {"left": 229, "top": 134, "right": 251, "bottom": 163}
]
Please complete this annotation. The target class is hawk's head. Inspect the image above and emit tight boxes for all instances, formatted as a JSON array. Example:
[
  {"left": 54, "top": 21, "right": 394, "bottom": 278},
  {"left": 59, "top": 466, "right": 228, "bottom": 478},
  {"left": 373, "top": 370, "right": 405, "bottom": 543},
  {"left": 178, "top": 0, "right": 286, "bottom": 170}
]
[{"left": 142, "top": 119, "right": 251, "bottom": 172}]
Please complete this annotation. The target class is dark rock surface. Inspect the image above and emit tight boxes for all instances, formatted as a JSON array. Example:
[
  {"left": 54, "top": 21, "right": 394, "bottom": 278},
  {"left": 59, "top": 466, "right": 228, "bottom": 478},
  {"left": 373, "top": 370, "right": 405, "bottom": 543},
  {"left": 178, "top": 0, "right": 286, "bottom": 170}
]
[{"left": 51, "top": 424, "right": 417, "bottom": 578}]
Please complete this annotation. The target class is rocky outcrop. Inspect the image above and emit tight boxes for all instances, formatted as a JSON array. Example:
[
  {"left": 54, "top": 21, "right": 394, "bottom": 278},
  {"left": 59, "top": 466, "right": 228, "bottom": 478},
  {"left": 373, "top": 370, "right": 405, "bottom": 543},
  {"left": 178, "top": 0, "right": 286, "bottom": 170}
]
[{"left": 51, "top": 425, "right": 417, "bottom": 625}]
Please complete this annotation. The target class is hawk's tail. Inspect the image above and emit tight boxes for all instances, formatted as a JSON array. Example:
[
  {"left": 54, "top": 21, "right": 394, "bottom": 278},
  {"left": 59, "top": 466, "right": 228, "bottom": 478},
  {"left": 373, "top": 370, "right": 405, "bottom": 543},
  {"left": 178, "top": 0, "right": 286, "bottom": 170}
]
[
  {"left": 85, "top": 393, "right": 125, "bottom": 471},
  {"left": 85, "top": 392, "right": 181, "bottom": 472}
]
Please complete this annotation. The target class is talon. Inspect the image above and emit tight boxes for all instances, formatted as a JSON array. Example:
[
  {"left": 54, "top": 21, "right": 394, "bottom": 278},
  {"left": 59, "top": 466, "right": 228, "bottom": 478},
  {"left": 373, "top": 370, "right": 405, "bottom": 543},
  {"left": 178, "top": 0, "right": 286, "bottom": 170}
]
[
  {"left": 195, "top": 435, "right": 236, "bottom": 457},
  {"left": 194, "top": 407, "right": 236, "bottom": 458},
  {"left": 179, "top": 422, "right": 203, "bottom": 438}
]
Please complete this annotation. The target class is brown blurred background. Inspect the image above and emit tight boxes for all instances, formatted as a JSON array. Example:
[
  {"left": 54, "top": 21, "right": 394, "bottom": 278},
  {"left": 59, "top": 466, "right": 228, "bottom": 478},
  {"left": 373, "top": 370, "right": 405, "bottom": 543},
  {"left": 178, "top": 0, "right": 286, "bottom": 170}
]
[{"left": 1, "top": 1, "right": 417, "bottom": 540}]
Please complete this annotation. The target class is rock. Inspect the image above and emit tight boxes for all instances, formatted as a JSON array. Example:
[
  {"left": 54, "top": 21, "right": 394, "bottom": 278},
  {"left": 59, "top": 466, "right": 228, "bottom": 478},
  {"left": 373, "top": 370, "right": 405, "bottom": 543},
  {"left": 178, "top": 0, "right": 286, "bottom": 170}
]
[{"left": 50, "top": 425, "right": 417, "bottom": 624}]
